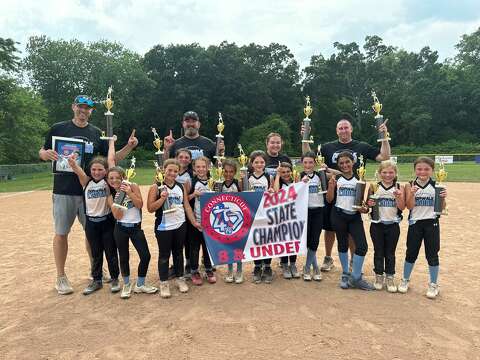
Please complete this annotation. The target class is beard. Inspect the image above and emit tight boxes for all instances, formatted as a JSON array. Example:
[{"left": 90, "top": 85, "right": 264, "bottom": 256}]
[{"left": 185, "top": 127, "right": 199, "bottom": 137}]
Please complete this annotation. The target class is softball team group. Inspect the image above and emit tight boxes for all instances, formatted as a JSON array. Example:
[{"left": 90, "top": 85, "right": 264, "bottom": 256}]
[{"left": 69, "top": 133, "right": 447, "bottom": 300}]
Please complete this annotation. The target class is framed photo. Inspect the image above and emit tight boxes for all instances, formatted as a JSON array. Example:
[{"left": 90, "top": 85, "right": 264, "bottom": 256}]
[{"left": 52, "top": 136, "right": 85, "bottom": 173}]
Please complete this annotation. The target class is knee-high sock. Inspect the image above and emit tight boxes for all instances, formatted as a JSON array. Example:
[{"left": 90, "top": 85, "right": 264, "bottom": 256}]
[
  {"left": 338, "top": 252, "right": 349, "bottom": 274},
  {"left": 305, "top": 248, "right": 315, "bottom": 270},
  {"left": 352, "top": 254, "right": 365, "bottom": 280},
  {"left": 429, "top": 265, "right": 439, "bottom": 283},
  {"left": 123, "top": 275, "right": 130, "bottom": 285},
  {"left": 403, "top": 261, "right": 415, "bottom": 280},
  {"left": 137, "top": 276, "right": 145, "bottom": 286}
]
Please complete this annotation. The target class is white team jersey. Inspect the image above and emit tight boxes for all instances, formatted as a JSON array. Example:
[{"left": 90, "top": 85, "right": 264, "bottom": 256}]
[
  {"left": 335, "top": 175, "right": 358, "bottom": 213},
  {"left": 248, "top": 173, "right": 270, "bottom": 192},
  {"left": 371, "top": 182, "right": 401, "bottom": 223},
  {"left": 121, "top": 195, "right": 142, "bottom": 224},
  {"left": 176, "top": 170, "right": 192, "bottom": 186},
  {"left": 409, "top": 178, "right": 436, "bottom": 222},
  {"left": 302, "top": 171, "right": 325, "bottom": 208},
  {"left": 193, "top": 178, "right": 210, "bottom": 222},
  {"left": 222, "top": 179, "right": 240, "bottom": 193},
  {"left": 157, "top": 182, "right": 186, "bottom": 231},
  {"left": 84, "top": 178, "right": 111, "bottom": 217}
]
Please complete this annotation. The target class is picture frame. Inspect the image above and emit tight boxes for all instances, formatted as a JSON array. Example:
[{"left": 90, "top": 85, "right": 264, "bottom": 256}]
[{"left": 52, "top": 136, "right": 85, "bottom": 173}]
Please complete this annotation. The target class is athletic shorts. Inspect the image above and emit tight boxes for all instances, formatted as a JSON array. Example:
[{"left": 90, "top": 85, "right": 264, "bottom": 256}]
[
  {"left": 52, "top": 194, "right": 86, "bottom": 235},
  {"left": 322, "top": 201, "right": 334, "bottom": 232}
]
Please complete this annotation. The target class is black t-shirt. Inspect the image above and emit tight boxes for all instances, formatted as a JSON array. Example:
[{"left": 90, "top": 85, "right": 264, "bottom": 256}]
[
  {"left": 169, "top": 135, "right": 216, "bottom": 162},
  {"left": 265, "top": 153, "right": 291, "bottom": 178},
  {"left": 321, "top": 140, "right": 380, "bottom": 170},
  {"left": 43, "top": 120, "right": 108, "bottom": 196}
]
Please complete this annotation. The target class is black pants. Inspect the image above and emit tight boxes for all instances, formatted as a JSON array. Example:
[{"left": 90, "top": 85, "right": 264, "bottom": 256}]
[
  {"left": 331, "top": 208, "right": 368, "bottom": 256},
  {"left": 190, "top": 226, "right": 212, "bottom": 272},
  {"left": 185, "top": 222, "right": 193, "bottom": 265},
  {"left": 114, "top": 223, "right": 151, "bottom": 278},
  {"left": 405, "top": 219, "right": 440, "bottom": 266},
  {"left": 254, "top": 258, "right": 272, "bottom": 267},
  {"left": 307, "top": 207, "right": 324, "bottom": 251},
  {"left": 370, "top": 222, "right": 400, "bottom": 275},
  {"left": 280, "top": 255, "right": 297, "bottom": 264},
  {"left": 85, "top": 216, "right": 119, "bottom": 281},
  {"left": 156, "top": 223, "right": 186, "bottom": 281}
]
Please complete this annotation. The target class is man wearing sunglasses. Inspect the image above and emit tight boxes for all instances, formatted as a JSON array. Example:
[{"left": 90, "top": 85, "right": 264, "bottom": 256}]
[{"left": 39, "top": 95, "right": 138, "bottom": 295}]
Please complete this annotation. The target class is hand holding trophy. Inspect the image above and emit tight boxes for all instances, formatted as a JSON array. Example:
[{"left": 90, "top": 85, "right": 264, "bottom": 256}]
[
  {"left": 113, "top": 157, "right": 136, "bottom": 210},
  {"left": 371, "top": 90, "right": 391, "bottom": 143},
  {"left": 100, "top": 86, "right": 115, "bottom": 140},
  {"left": 434, "top": 162, "right": 448, "bottom": 215},
  {"left": 352, "top": 155, "right": 367, "bottom": 210}
]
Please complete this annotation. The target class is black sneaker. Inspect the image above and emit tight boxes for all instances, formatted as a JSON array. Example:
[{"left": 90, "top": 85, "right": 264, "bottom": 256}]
[
  {"left": 263, "top": 266, "right": 273, "bottom": 284},
  {"left": 83, "top": 280, "right": 102, "bottom": 295},
  {"left": 253, "top": 266, "right": 262, "bottom": 284}
]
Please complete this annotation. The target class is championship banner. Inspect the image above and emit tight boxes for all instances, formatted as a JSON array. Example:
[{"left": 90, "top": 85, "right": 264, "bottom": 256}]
[{"left": 200, "top": 182, "right": 308, "bottom": 265}]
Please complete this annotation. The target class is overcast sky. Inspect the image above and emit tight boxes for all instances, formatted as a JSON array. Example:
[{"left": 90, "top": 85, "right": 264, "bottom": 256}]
[{"left": 1, "top": 0, "right": 479, "bottom": 67}]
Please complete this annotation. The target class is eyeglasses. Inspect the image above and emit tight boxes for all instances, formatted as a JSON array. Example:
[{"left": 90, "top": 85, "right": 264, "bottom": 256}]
[{"left": 76, "top": 97, "right": 95, "bottom": 107}]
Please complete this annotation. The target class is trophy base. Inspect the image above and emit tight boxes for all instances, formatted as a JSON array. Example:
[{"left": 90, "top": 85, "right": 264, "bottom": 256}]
[
  {"left": 377, "top": 137, "right": 391, "bottom": 143},
  {"left": 155, "top": 150, "right": 164, "bottom": 155},
  {"left": 163, "top": 208, "right": 177, "bottom": 214},
  {"left": 351, "top": 205, "right": 364, "bottom": 210},
  {"left": 100, "top": 136, "right": 115, "bottom": 140},
  {"left": 112, "top": 203, "right": 128, "bottom": 211},
  {"left": 317, "top": 190, "right": 327, "bottom": 194},
  {"left": 301, "top": 140, "right": 314, "bottom": 144}
]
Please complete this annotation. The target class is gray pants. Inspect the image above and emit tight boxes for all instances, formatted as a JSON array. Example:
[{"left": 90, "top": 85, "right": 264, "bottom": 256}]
[{"left": 52, "top": 194, "right": 86, "bottom": 236}]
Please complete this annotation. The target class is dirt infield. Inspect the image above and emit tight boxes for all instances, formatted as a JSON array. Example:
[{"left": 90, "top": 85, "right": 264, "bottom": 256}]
[{"left": 1, "top": 183, "right": 479, "bottom": 359}]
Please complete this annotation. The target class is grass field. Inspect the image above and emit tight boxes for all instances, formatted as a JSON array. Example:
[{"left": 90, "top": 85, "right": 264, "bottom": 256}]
[{"left": 0, "top": 161, "right": 478, "bottom": 193}]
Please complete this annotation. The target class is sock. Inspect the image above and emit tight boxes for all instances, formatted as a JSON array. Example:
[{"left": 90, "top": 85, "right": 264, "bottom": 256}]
[
  {"left": 311, "top": 251, "right": 319, "bottom": 269},
  {"left": 237, "top": 262, "right": 243, "bottom": 272},
  {"left": 338, "top": 252, "right": 349, "bottom": 274},
  {"left": 429, "top": 265, "right": 439, "bottom": 284},
  {"left": 403, "top": 261, "right": 415, "bottom": 280},
  {"left": 305, "top": 248, "right": 314, "bottom": 270},
  {"left": 228, "top": 263, "right": 234, "bottom": 272},
  {"left": 352, "top": 254, "right": 365, "bottom": 280},
  {"left": 137, "top": 276, "right": 145, "bottom": 287},
  {"left": 123, "top": 276, "right": 130, "bottom": 285}
]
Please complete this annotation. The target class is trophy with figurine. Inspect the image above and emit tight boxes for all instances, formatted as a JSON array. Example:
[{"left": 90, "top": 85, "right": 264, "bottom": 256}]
[
  {"left": 371, "top": 90, "right": 390, "bottom": 143},
  {"left": 302, "top": 96, "right": 314, "bottom": 144},
  {"left": 369, "top": 170, "right": 380, "bottom": 221},
  {"left": 209, "top": 112, "right": 225, "bottom": 192},
  {"left": 434, "top": 162, "right": 447, "bottom": 215},
  {"left": 315, "top": 145, "right": 328, "bottom": 194},
  {"left": 352, "top": 155, "right": 367, "bottom": 210},
  {"left": 100, "top": 86, "right": 115, "bottom": 140},
  {"left": 113, "top": 157, "right": 136, "bottom": 210},
  {"left": 153, "top": 161, "right": 176, "bottom": 214},
  {"left": 151, "top": 127, "right": 164, "bottom": 165},
  {"left": 237, "top": 143, "right": 250, "bottom": 191}
]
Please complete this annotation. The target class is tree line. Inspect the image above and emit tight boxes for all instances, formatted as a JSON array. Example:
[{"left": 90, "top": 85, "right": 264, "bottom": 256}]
[{"left": 1, "top": 30, "right": 480, "bottom": 164}]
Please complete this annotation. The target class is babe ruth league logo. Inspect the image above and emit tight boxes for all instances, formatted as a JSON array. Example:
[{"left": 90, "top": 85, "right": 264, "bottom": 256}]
[{"left": 202, "top": 194, "right": 252, "bottom": 244}]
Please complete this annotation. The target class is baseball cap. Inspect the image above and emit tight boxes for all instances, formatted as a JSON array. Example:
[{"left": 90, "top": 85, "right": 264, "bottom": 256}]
[
  {"left": 74, "top": 95, "right": 95, "bottom": 108},
  {"left": 182, "top": 111, "right": 199, "bottom": 121}
]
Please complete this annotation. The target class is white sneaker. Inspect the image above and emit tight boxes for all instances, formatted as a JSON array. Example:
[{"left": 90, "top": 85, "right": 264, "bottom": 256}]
[
  {"left": 374, "top": 274, "right": 384, "bottom": 290},
  {"left": 160, "top": 281, "right": 171, "bottom": 298},
  {"left": 176, "top": 277, "right": 189, "bottom": 293},
  {"left": 120, "top": 282, "right": 133, "bottom": 299},
  {"left": 385, "top": 275, "right": 397, "bottom": 293},
  {"left": 312, "top": 267, "right": 322, "bottom": 281},
  {"left": 426, "top": 283, "right": 439, "bottom": 299},
  {"left": 134, "top": 283, "right": 158, "bottom": 294},
  {"left": 224, "top": 271, "right": 234, "bottom": 283},
  {"left": 55, "top": 275, "right": 74, "bottom": 295},
  {"left": 320, "top": 256, "right": 334, "bottom": 272},
  {"left": 397, "top": 278, "right": 409, "bottom": 294},
  {"left": 303, "top": 267, "right": 312, "bottom": 281},
  {"left": 234, "top": 271, "right": 244, "bottom": 284}
]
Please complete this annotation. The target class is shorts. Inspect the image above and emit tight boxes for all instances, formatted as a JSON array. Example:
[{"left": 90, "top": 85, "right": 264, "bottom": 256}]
[
  {"left": 322, "top": 201, "right": 334, "bottom": 232},
  {"left": 53, "top": 194, "right": 86, "bottom": 236}
]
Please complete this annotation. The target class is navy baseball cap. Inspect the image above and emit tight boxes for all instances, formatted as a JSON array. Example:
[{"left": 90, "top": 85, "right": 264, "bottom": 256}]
[
  {"left": 74, "top": 95, "right": 95, "bottom": 108},
  {"left": 182, "top": 111, "right": 199, "bottom": 121}
]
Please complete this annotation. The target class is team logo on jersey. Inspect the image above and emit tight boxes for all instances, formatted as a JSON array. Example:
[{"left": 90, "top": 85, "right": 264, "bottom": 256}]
[{"left": 202, "top": 194, "right": 252, "bottom": 244}]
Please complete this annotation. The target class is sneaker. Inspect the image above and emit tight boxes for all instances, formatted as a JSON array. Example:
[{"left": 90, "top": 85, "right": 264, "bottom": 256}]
[
  {"left": 134, "top": 283, "right": 158, "bottom": 294},
  {"left": 206, "top": 271, "right": 217, "bottom": 284},
  {"left": 102, "top": 268, "right": 112, "bottom": 283},
  {"left": 176, "top": 277, "right": 189, "bottom": 293},
  {"left": 339, "top": 273, "right": 350, "bottom": 289},
  {"left": 83, "top": 280, "right": 102, "bottom": 295},
  {"left": 234, "top": 271, "right": 244, "bottom": 284},
  {"left": 303, "top": 266, "right": 312, "bottom": 281},
  {"left": 312, "top": 267, "right": 322, "bottom": 281},
  {"left": 290, "top": 264, "right": 300, "bottom": 278},
  {"left": 397, "top": 278, "right": 409, "bottom": 294},
  {"left": 374, "top": 274, "right": 385, "bottom": 290},
  {"left": 191, "top": 272, "right": 203, "bottom": 286},
  {"left": 120, "top": 282, "right": 133, "bottom": 299},
  {"left": 110, "top": 279, "right": 121, "bottom": 293},
  {"left": 263, "top": 267, "right": 273, "bottom": 284},
  {"left": 224, "top": 271, "right": 234, "bottom": 283},
  {"left": 320, "top": 256, "right": 334, "bottom": 272},
  {"left": 426, "top": 282, "right": 439, "bottom": 299},
  {"left": 253, "top": 267, "right": 262, "bottom": 284},
  {"left": 385, "top": 275, "right": 397, "bottom": 293},
  {"left": 349, "top": 276, "right": 375, "bottom": 291},
  {"left": 282, "top": 263, "right": 292, "bottom": 279},
  {"left": 160, "top": 281, "right": 171, "bottom": 298},
  {"left": 55, "top": 275, "right": 74, "bottom": 295}
]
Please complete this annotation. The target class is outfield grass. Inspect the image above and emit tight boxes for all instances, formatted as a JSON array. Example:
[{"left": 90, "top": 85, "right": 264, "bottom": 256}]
[{"left": 0, "top": 161, "right": 478, "bottom": 193}]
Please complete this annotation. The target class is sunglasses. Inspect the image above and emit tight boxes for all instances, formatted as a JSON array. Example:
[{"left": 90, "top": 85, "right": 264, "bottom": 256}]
[{"left": 76, "top": 97, "right": 95, "bottom": 107}]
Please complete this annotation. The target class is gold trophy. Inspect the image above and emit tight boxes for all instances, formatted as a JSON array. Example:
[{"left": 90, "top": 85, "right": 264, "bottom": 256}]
[
  {"left": 352, "top": 155, "right": 367, "bottom": 210},
  {"left": 208, "top": 166, "right": 224, "bottom": 192},
  {"left": 154, "top": 161, "right": 176, "bottom": 214},
  {"left": 100, "top": 86, "right": 115, "bottom": 140},
  {"left": 434, "top": 162, "right": 447, "bottom": 215},
  {"left": 151, "top": 127, "right": 164, "bottom": 165},
  {"left": 372, "top": 90, "right": 390, "bottom": 142},
  {"left": 210, "top": 112, "right": 225, "bottom": 192},
  {"left": 315, "top": 145, "right": 328, "bottom": 194},
  {"left": 369, "top": 170, "right": 380, "bottom": 221},
  {"left": 238, "top": 143, "right": 250, "bottom": 191},
  {"left": 292, "top": 167, "right": 299, "bottom": 183},
  {"left": 302, "top": 96, "right": 314, "bottom": 144},
  {"left": 113, "top": 157, "right": 136, "bottom": 210},
  {"left": 214, "top": 112, "right": 225, "bottom": 163}
]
